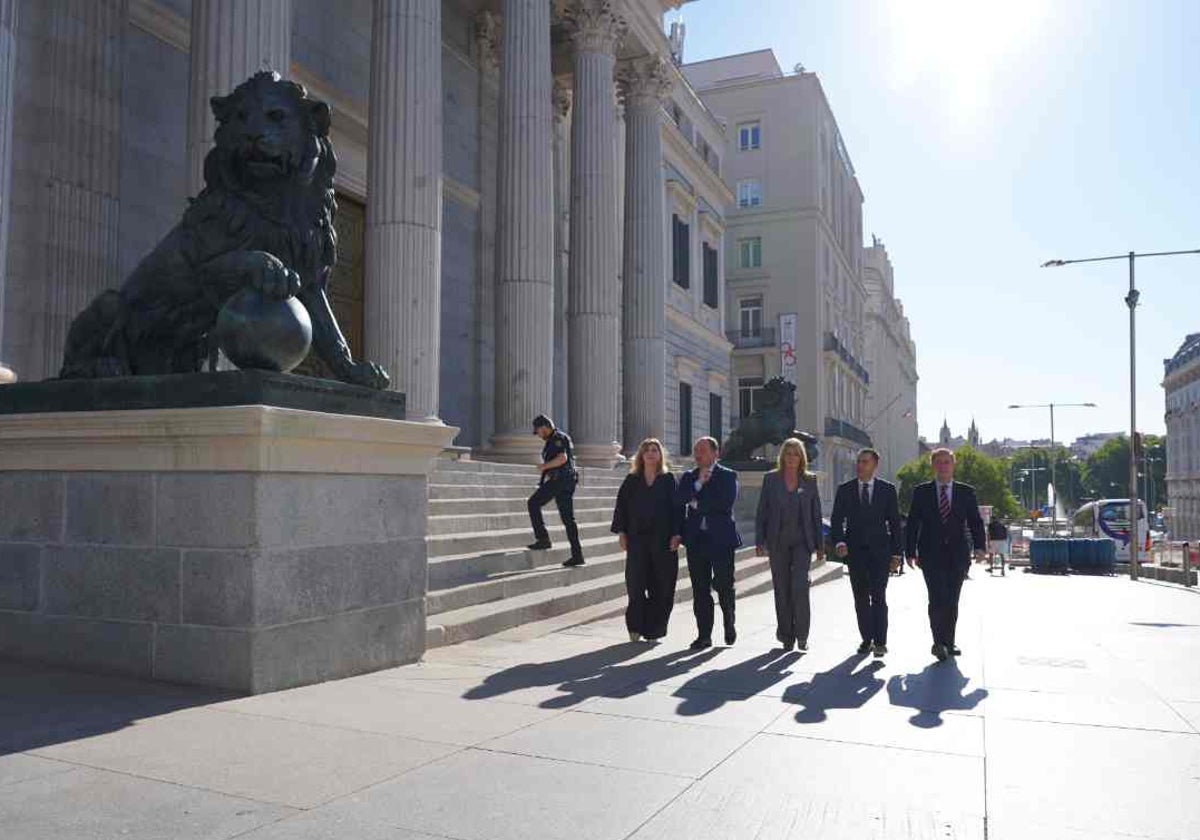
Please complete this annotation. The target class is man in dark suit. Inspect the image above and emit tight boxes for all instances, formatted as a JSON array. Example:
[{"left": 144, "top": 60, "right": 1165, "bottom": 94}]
[
  {"left": 830, "top": 448, "right": 903, "bottom": 658},
  {"left": 905, "top": 447, "right": 987, "bottom": 661},
  {"left": 677, "top": 437, "right": 742, "bottom": 650}
]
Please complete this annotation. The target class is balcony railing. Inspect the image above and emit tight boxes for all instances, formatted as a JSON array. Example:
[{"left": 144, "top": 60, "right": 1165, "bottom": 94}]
[
  {"left": 825, "top": 417, "right": 873, "bottom": 447},
  {"left": 823, "top": 332, "right": 870, "bottom": 384},
  {"left": 726, "top": 327, "right": 776, "bottom": 349}
]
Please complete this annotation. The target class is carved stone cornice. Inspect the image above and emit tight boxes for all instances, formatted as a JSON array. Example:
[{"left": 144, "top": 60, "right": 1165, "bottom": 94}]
[
  {"left": 475, "top": 10, "right": 501, "bottom": 73},
  {"left": 617, "top": 56, "right": 673, "bottom": 108},
  {"left": 552, "top": 77, "right": 573, "bottom": 122},
  {"left": 559, "top": 0, "right": 627, "bottom": 55}
]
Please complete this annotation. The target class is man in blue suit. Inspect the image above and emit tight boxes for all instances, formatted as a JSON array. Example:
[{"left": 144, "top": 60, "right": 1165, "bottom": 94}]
[
  {"left": 677, "top": 437, "right": 742, "bottom": 649},
  {"left": 905, "top": 448, "right": 987, "bottom": 661}
]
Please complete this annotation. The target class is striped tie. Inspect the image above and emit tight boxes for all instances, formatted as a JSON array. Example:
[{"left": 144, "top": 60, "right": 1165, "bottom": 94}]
[{"left": 938, "top": 484, "right": 951, "bottom": 522}]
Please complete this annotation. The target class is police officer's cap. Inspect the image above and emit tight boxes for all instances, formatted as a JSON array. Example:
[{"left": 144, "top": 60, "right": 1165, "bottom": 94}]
[{"left": 532, "top": 414, "right": 554, "bottom": 432}]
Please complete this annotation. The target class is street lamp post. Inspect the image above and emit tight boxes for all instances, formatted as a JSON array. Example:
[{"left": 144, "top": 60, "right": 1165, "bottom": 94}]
[
  {"left": 1042, "top": 247, "right": 1200, "bottom": 580},
  {"left": 1009, "top": 402, "right": 1096, "bottom": 536}
]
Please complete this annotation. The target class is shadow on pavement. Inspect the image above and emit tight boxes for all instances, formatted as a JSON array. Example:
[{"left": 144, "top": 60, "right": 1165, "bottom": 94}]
[
  {"left": 1129, "top": 622, "right": 1199, "bottom": 628},
  {"left": 886, "top": 660, "right": 987, "bottom": 728},
  {"left": 460, "top": 642, "right": 721, "bottom": 709},
  {"left": 673, "top": 650, "right": 805, "bottom": 715},
  {"left": 0, "top": 661, "right": 232, "bottom": 755},
  {"left": 780, "top": 654, "right": 885, "bottom": 723}
]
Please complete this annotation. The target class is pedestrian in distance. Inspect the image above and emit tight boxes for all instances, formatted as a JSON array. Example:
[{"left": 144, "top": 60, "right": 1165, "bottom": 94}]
[
  {"left": 755, "top": 437, "right": 824, "bottom": 652},
  {"left": 527, "top": 414, "right": 585, "bottom": 567},
  {"left": 987, "top": 516, "right": 1010, "bottom": 575},
  {"left": 830, "top": 447, "right": 903, "bottom": 658},
  {"left": 905, "top": 447, "right": 987, "bottom": 662},
  {"left": 610, "top": 438, "right": 683, "bottom": 643},
  {"left": 677, "top": 437, "right": 742, "bottom": 650}
]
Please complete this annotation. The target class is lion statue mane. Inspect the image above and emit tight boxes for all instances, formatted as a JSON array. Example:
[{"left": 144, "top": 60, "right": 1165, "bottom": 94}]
[
  {"left": 722, "top": 376, "right": 819, "bottom": 464},
  {"left": 58, "top": 71, "right": 388, "bottom": 389}
]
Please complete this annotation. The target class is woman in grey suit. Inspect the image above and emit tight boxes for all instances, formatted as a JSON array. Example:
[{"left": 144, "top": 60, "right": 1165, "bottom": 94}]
[{"left": 755, "top": 437, "right": 824, "bottom": 651}]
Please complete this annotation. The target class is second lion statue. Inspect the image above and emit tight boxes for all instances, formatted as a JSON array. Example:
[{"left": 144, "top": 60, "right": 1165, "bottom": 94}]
[{"left": 59, "top": 71, "right": 388, "bottom": 390}]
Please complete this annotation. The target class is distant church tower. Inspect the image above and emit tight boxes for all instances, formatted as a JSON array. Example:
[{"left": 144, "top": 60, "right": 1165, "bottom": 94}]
[
  {"left": 939, "top": 417, "right": 952, "bottom": 447},
  {"left": 968, "top": 418, "right": 980, "bottom": 447}
]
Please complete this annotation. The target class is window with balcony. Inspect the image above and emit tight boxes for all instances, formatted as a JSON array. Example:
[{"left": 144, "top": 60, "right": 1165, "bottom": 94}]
[
  {"left": 738, "top": 236, "right": 762, "bottom": 269},
  {"left": 702, "top": 243, "right": 719, "bottom": 308},
  {"left": 737, "top": 179, "right": 762, "bottom": 208},
  {"left": 737, "top": 121, "right": 761, "bottom": 151},
  {"left": 739, "top": 297, "right": 763, "bottom": 337},
  {"left": 672, "top": 214, "right": 690, "bottom": 289}
]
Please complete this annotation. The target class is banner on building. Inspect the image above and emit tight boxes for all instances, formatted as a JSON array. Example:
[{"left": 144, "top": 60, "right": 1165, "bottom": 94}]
[{"left": 779, "top": 313, "right": 798, "bottom": 385}]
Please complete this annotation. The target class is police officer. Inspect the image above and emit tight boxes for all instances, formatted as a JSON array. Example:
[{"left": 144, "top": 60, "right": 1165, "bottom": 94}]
[{"left": 528, "top": 415, "right": 585, "bottom": 567}]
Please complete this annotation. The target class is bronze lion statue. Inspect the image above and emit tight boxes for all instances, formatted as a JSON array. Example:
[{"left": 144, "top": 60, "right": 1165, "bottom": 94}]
[
  {"left": 722, "top": 376, "right": 819, "bottom": 464},
  {"left": 59, "top": 71, "right": 388, "bottom": 389}
]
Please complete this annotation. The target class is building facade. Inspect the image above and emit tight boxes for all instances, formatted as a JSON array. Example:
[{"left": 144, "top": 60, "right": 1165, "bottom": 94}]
[
  {"left": 683, "top": 49, "right": 901, "bottom": 500},
  {"left": 861, "top": 237, "right": 917, "bottom": 481},
  {"left": 1165, "top": 333, "right": 1200, "bottom": 540},
  {"left": 0, "top": 0, "right": 731, "bottom": 464}
]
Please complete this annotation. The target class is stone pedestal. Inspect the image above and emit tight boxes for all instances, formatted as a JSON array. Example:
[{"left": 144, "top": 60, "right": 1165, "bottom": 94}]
[{"left": 0, "top": 381, "right": 457, "bottom": 694}]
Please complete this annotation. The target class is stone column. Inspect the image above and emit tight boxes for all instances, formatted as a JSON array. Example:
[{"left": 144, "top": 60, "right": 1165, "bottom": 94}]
[
  {"left": 551, "top": 78, "right": 572, "bottom": 428},
  {"left": 364, "top": 0, "right": 443, "bottom": 421},
  {"left": 489, "top": 0, "right": 555, "bottom": 461},
  {"left": 563, "top": 0, "right": 626, "bottom": 466},
  {"left": 617, "top": 57, "right": 672, "bottom": 452},
  {"left": 187, "top": 0, "right": 292, "bottom": 197},
  {"left": 39, "top": 1, "right": 124, "bottom": 380},
  {"left": 475, "top": 11, "right": 501, "bottom": 444},
  {"left": 0, "top": 0, "right": 15, "bottom": 383}
]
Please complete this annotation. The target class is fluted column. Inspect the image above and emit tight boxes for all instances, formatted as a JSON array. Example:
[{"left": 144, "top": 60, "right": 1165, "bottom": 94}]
[
  {"left": 365, "top": 0, "right": 443, "bottom": 420},
  {"left": 39, "top": 1, "right": 124, "bottom": 379},
  {"left": 475, "top": 11, "right": 501, "bottom": 443},
  {"left": 564, "top": 0, "right": 626, "bottom": 466},
  {"left": 489, "top": 0, "right": 555, "bottom": 461},
  {"left": 0, "top": 0, "right": 15, "bottom": 383},
  {"left": 187, "top": 0, "right": 291, "bottom": 197},
  {"left": 552, "top": 78, "right": 572, "bottom": 428},
  {"left": 618, "top": 57, "right": 672, "bottom": 452}
]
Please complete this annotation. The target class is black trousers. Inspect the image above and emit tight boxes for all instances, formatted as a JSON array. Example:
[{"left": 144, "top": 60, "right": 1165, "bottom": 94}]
[
  {"left": 624, "top": 536, "right": 679, "bottom": 639},
  {"left": 686, "top": 538, "right": 735, "bottom": 641},
  {"left": 848, "top": 555, "right": 891, "bottom": 645},
  {"left": 921, "top": 562, "right": 966, "bottom": 646},
  {"left": 528, "top": 478, "right": 582, "bottom": 557}
]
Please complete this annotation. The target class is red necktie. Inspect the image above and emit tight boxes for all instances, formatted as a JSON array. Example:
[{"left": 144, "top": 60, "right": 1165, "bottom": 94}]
[{"left": 939, "top": 484, "right": 951, "bottom": 522}]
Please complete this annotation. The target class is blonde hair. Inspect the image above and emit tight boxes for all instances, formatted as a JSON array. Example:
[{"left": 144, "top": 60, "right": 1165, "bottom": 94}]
[
  {"left": 630, "top": 438, "right": 671, "bottom": 477},
  {"left": 776, "top": 437, "right": 813, "bottom": 477}
]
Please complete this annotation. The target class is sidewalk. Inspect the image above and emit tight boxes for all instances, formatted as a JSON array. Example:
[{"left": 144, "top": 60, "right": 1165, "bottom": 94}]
[{"left": 3, "top": 567, "right": 1199, "bottom": 839}]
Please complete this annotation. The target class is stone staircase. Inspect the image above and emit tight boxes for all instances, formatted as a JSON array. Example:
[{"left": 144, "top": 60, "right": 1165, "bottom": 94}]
[{"left": 423, "top": 458, "right": 779, "bottom": 648}]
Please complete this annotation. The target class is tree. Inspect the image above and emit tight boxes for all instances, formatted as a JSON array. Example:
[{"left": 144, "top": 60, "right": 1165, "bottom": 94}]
[
  {"left": 896, "top": 446, "right": 1021, "bottom": 519},
  {"left": 1083, "top": 434, "right": 1167, "bottom": 509},
  {"left": 1007, "top": 446, "right": 1084, "bottom": 512}
]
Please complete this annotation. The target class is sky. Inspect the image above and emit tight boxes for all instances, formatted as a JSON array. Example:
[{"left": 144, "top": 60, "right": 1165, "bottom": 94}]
[{"left": 678, "top": 0, "right": 1199, "bottom": 445}]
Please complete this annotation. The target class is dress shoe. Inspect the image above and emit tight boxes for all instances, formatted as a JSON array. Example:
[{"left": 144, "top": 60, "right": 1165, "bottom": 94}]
[
  {"left": 777, "top": 638, "right": 795, "bottom": 652},
  {"left": 562, "top": 555, "right": 585, "bottom": 568},
  {"left": 689, "top": 637, "right": 712, "bottom": 650},
  {"left": 797, "top": 640, "right": 808, "bottom": 652},
  {"left": 932, "top": 643, "right": 948, "bottom": 661},
  {"left": 724, "top": 626, "right": 737, "bottom": 646},
  {"left": 857, "top": 641, "right": 872, "bottom": 655},
  {"left": 527, "top": 539, "right": 553, "bottom": 551},
  {"left": 873, "top": 644, "right": 888, "bottom": 657},
  {"left": 949, "top": 645, "right": 962, "bottom": 656}
]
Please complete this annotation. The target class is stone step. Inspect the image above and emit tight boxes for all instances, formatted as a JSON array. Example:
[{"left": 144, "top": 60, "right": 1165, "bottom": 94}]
[
  {"left": 428, "top": 496, "right": 616, "bottom": 517},
  {"left": 427, "top": 534, "right": 623, "bottom": 591},
  {"left": 428, "top": 483, "right": 618, "bottom": 501},
  {"left": 427, "top": 505, "right": 614, "bottom": 536},
  {"left": 429, "top": 469, "right": 626, "bottom": 488},
  {"left": 427, "top": 549, "right": 630, "bottom": 615},
  {"left": 426, "top": 548, "right": 779, "bottom": 649},
  {"left": 427, "top": 520, "right": 613, "bottom": 559}
]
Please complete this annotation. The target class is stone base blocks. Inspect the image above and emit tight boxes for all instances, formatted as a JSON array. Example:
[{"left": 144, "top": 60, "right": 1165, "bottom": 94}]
[{"left": 0, "top": 403, "right": 457, "bottom": 694}]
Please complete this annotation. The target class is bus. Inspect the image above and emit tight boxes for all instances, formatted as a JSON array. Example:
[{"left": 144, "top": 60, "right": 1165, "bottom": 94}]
[{"left": 1071, "top": 499, "right": 1150, "bottom": 562}]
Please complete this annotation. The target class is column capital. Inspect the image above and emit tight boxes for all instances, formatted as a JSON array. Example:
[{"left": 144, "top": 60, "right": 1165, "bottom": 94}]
[
  {"left": 617, "top": 56, "right": 674, "bottom": 108},
  {"left": 552, "top": 76, "right": 573, "bottom": 122},
  {"left": 558, "top": 0, "right": 627, "bottom": 55},
  {"left": 474, "top": 10, "right": 502, "bottom": 73}
]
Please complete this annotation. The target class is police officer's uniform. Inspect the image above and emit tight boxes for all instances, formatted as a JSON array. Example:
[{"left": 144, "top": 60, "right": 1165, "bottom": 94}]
[{"left": 528, "top": 427, "right": 584, "bottom": 563}]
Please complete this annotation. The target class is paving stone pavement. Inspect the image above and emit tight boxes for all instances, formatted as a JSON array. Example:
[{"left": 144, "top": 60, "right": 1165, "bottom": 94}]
[{"left": 3, "top": 567, "right": 1199, "bottom": 839}]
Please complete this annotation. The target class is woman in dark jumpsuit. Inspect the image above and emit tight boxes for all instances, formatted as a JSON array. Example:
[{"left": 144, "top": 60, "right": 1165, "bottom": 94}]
[{"left": 611, "top": 438, "right": 683, "bottom": 642}]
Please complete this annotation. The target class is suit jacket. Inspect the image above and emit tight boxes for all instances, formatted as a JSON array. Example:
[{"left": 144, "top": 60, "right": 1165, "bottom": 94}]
[
  {"left": 754, "top": 470, "right": 823, "bottom": 557},
  {"left": 904, "top": 480, "right": 987, "bottom": 569},
  {"left": 676, "top": 462, "right": 742, "bottom": 551},
  {"left": 829, "top": 477, "right": 902, "bottom": 563}
]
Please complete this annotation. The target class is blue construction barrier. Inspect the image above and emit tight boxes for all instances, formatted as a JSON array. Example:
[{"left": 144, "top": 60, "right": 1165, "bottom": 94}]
[{"left": 1030, "top": 538, "right": 1115, "bottom": 575}]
